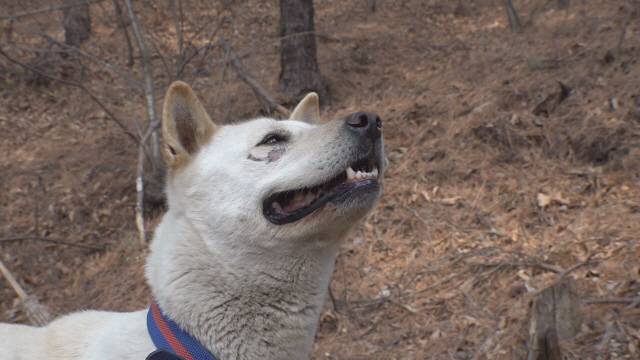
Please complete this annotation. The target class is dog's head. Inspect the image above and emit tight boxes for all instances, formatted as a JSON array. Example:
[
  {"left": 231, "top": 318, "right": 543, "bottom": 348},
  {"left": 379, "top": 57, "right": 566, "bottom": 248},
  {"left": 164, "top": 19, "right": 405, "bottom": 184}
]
[{"left": 161, "top": 81, "right": 386, "bottom": 248}]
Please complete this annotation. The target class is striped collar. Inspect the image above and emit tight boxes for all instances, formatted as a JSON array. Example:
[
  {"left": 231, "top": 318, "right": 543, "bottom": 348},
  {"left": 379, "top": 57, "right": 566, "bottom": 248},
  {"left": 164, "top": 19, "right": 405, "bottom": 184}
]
[{"left": 146, "top": 301, "right": 217, "bottom": 360}]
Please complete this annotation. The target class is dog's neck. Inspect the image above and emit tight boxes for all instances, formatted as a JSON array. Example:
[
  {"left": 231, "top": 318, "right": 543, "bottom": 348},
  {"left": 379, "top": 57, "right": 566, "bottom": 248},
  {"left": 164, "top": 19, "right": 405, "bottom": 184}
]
[{"left": 145, "top": 211, "right": 346, "bottom": 360}]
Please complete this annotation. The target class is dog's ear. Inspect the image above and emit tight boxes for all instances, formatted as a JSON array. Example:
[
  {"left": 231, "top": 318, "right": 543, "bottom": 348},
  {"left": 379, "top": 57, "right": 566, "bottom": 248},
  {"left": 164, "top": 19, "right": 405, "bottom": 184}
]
[
  {"left": 162, "top": 81, "right": 217, "bottom": 167},
  {"left": 289, "top": 92, "right": 320, "bottom": 124}
]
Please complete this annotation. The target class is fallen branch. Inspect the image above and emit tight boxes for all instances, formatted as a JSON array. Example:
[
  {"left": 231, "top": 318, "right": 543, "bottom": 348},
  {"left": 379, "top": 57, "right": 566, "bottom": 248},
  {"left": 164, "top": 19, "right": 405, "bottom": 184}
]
[
  {"left": 0, "top": 259, "right": 50, "bottom": 326},
  {"left": 227, "top": 47, "right": 291, "bottom": 118},
  {"left": 0, "top": 236, "right": 105, "bottom": 251}
]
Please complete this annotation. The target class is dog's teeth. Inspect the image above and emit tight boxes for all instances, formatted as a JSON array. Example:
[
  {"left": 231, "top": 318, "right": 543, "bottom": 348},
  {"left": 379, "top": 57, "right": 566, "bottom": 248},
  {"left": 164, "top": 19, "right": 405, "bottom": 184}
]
[
  {"left": 355, "top": 171, "right": 362, "bottom": 180},
  {"left": 372, "top": 168, "right": 378, "bottom": 178},
  {"left": 306, "top": 192, "right": 317, "bottom": 202},
  {"left": 346, "top": 167, "right": 356, "bottom": 180},
  {"left": 271, "top": 201, "right": 283, "bottom": 212}
]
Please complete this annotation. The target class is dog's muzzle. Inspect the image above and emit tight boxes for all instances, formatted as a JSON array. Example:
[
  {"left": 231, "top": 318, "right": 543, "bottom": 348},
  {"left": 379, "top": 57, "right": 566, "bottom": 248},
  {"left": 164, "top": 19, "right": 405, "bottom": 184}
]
[{"left": 263, "top": 112, "right": 384, "bottom": 225}]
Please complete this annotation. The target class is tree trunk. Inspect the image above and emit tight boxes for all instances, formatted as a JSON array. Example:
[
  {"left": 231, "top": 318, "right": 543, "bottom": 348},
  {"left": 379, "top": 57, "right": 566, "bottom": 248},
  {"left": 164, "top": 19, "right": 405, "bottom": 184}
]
[
  {"left": 62, "top": 0, "right": 91, "bottom": 47},
  {"left": 278, "top": 0, "right": 329, "bottom": 103},
  {"left": 503, "top": 0, "right": 522, "bottom": 30}
]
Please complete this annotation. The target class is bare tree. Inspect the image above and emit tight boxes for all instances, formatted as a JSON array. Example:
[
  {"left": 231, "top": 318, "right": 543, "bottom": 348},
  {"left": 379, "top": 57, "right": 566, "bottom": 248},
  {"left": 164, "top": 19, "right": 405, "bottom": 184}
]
[
  {"left": 62, "top": 0, "right": 91, "bottom": 46},
  {"left": 278, "top": 0, "right": 329, "bottom": 103},
  {"left": 0, "top": 1, "right": 235, "bottom": 242}
]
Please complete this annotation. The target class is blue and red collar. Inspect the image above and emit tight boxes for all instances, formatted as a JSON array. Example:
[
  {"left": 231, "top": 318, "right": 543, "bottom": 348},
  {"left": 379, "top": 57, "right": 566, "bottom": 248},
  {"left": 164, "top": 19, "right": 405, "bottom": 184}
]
[{"left": 146, "top": 301, "right": 217, "bottom": 360}]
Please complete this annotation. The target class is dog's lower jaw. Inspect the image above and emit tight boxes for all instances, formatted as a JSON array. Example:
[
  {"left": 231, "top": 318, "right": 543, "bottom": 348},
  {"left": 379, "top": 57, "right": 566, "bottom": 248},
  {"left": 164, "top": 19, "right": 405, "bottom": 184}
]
[{"left": 146, "top": 216, "right": 347, "bottom": 360}]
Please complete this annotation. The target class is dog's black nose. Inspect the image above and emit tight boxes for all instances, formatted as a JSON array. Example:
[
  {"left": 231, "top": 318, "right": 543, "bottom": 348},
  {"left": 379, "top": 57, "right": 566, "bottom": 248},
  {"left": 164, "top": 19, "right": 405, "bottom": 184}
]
[{"left": 344, "top": 111, "right": 382, "bottom": 141}]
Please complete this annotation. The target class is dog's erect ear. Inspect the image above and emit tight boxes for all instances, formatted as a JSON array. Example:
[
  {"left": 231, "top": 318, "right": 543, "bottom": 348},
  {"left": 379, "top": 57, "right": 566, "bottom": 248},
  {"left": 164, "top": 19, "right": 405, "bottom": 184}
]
[
  {"left": 289, "top": 92, "right": 320, "bottom": 124},
  {"left": 162, "top": 81, "right": 217, "bottom": 167}
]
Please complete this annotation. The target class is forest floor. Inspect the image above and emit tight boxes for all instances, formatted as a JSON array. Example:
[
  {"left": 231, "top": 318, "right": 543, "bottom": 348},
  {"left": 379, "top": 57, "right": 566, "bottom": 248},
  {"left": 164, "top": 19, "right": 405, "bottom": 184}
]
[{"left": 1, "top": 0, "right": 640, "bottom": 359}]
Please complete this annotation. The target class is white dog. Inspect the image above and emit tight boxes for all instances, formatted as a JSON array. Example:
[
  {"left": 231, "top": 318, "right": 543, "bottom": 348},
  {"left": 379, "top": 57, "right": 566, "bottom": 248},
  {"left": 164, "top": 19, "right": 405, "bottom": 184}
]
[{"left": 0, "top": 81, "right": 386, "bottom": 360}]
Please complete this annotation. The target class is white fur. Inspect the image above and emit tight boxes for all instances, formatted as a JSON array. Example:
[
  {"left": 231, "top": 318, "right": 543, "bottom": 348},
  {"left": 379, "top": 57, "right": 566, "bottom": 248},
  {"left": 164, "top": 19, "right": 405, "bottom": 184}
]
[{"left": 0, "top": 84, "right": 385, "bottom": 359}]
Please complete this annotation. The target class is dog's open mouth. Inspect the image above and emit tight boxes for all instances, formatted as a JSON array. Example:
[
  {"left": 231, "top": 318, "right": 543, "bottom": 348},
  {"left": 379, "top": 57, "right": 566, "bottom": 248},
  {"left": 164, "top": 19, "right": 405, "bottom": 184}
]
[{"left": 263, "top": 157, "right": 379, "bottom": 225}]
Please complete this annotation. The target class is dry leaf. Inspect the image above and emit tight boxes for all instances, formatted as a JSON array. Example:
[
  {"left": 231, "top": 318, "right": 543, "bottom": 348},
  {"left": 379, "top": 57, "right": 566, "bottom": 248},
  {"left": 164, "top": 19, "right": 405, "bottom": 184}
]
[
  {"left": 538, "top": 191, "right": 570, "bottom": 208},
  {"left": 537, "top": 193, "right": 551, "bottom": 208},
  {"left": 550, "top": 190, "right": 569, "bottom": 205},
  {"left": 464, "top": 315, "right": 481, "bottom": 326},
  {"left": 439, "top": 196, "right": 462, "bottom": 206}
]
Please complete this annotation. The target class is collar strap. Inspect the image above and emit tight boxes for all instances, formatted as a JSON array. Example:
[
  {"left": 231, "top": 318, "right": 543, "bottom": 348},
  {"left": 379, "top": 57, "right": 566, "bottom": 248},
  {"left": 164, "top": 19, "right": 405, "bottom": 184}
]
[{"left": 147, "top": 301, "right": 217, "bottom": 360}]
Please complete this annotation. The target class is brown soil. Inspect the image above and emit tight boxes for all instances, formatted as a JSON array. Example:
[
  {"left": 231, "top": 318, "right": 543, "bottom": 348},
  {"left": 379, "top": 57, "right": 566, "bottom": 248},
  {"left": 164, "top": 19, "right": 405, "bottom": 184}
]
[{"left": 2, "top": 0, "right": 640, "bottom": 359}]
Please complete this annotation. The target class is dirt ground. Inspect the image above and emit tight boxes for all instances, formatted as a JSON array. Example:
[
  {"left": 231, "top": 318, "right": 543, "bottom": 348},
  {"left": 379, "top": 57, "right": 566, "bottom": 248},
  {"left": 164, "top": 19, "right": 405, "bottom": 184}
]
[{"left": 1, "top": 0, "right": 640, "bottom": 359}]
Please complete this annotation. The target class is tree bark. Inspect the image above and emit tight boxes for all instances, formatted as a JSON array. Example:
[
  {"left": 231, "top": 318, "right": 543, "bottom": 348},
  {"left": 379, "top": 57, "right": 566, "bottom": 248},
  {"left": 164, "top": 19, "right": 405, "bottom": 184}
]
[
  {"left": 278, "top": 0, "right": 329, "bottom": 103},
  {"left": 62, "top": 0, "right": 91, "bottom": 46}
]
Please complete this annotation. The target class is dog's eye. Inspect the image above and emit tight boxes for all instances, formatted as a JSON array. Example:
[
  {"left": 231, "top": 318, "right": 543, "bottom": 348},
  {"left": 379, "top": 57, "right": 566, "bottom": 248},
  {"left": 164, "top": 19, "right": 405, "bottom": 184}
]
[{"left": 259, "top": 133, "right": 287, "bottom": 146}]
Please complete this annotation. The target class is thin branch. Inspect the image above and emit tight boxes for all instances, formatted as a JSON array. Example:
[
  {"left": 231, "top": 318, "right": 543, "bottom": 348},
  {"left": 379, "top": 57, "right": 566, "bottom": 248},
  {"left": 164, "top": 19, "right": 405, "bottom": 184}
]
[
  {"left": 0, "top": 47, "right": 138, "bottom": 144},
  {"left": 111, "top": 0, "right": 134, "bottom": 67},
  {"left": 134, "top": 121, "right": 161, "bottom": 244},
  {"left": 168, "top": 0, "right": 184, "bottom": 60},
  {"left": 0, "top": 12, "right": 143, "bottom": 87},
  {"left": 195, "top": 16, "right": 229, "bottom": 71},
  {"left": 553, "top": 253, "right": 601, "bottom": 286},
  {"left": 503, "top": 0, "right": 522, "bottom": 30},
  {"left": 463, "top": 0, "right": 487, "bottom": 47},
  {"left": 0, "top": 236, "right": 105, "bottom": 250},
  {"left": 617, "top": 10, "right": 630, "bottom": 53},
  {"left": 148, "top": 36, "right": 173, "bottom": 84},
  {"left": 177, "top": 33, "right": 223, "bottom": 79},
  {"left": 124, "top": 0, "right": 162, "bottom": 168},
  {"left": 585, "top": 296, "right": 640, "bottom": 305},
  {"left": 0, "top": 259, "right": 51, "bottom": 326},
  {"left": 211, "top": 45, "right": 231, "bottom": 114},
  {"left": 123, "top": 0, "right": 155, "bottom": 127},
  {"left": 227, "top": 46, "right": 291, "bottom": 117},
  {"left": 327, "top": 283, "right": 339, "bottom": 312},
  {"left": 0, "top": 0, "right": 102, "bottom": 20}
]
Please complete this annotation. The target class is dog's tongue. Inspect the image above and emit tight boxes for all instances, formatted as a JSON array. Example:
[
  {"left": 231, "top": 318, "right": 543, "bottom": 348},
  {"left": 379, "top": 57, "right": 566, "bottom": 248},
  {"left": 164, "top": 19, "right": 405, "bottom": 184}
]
[{"left": 272, "top": 191, "right": 322, "bottom": 213}]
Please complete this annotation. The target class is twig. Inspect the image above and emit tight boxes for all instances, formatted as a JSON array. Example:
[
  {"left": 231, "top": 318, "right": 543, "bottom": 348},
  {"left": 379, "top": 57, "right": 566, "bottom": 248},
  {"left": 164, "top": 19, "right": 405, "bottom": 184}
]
[
  {"left": 111, "top": 0, "right": 134, "bottom": 67},
  {"left": 0, "top": 259, "right": 50, "bottom": 326},
  {"left": 0, "top": 12, "right": 143, "bottom": 87},
  {"left": 327, "top": 283, "right": 339, "bottom": 312},
  {"left": 0, "top": 47, "right": 138, "bottom": 144},
  {"left": 553, "top": 253, "right": 601, "bottom": 286},
  {"left": 211, "top": 45, "right": 231, "bottom": 114},
  {"left": 148, "top": 37, "right": 173, "bottom": 84},
  {"left": 227, "top": 46, "right": 291, "bottom": 117},
  {"left": 0, "top": 0, "right": 102, "bottom": 20},
  {"left": 168, "top": 0, "right": 184, "bottom": 61},
  {"left": 0, "top": 236, "right": 105, "bottom": 250},
  {"left": 179, "top": 15, "right": 228, "bottom": 79},
  {"left": 134, "top": 122, "right": 160, "bottom": 244},
  {"left": 124, "top": 0, "right": 162, "bottom": 169},
  {"left": 617, "top": 10, "right": 630, "bottom": 53},
  {"left": 390, "top": 300, "right": 429, "bottom": 318},
  {"left": 503, "top": 0, "right": 522, "bottom": 30},
  {"left": 463, "top": 0, "right": 487, "bottom": 48},
  {"left": 585, "top": 296, "right": 640, "bottom": 305}
]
